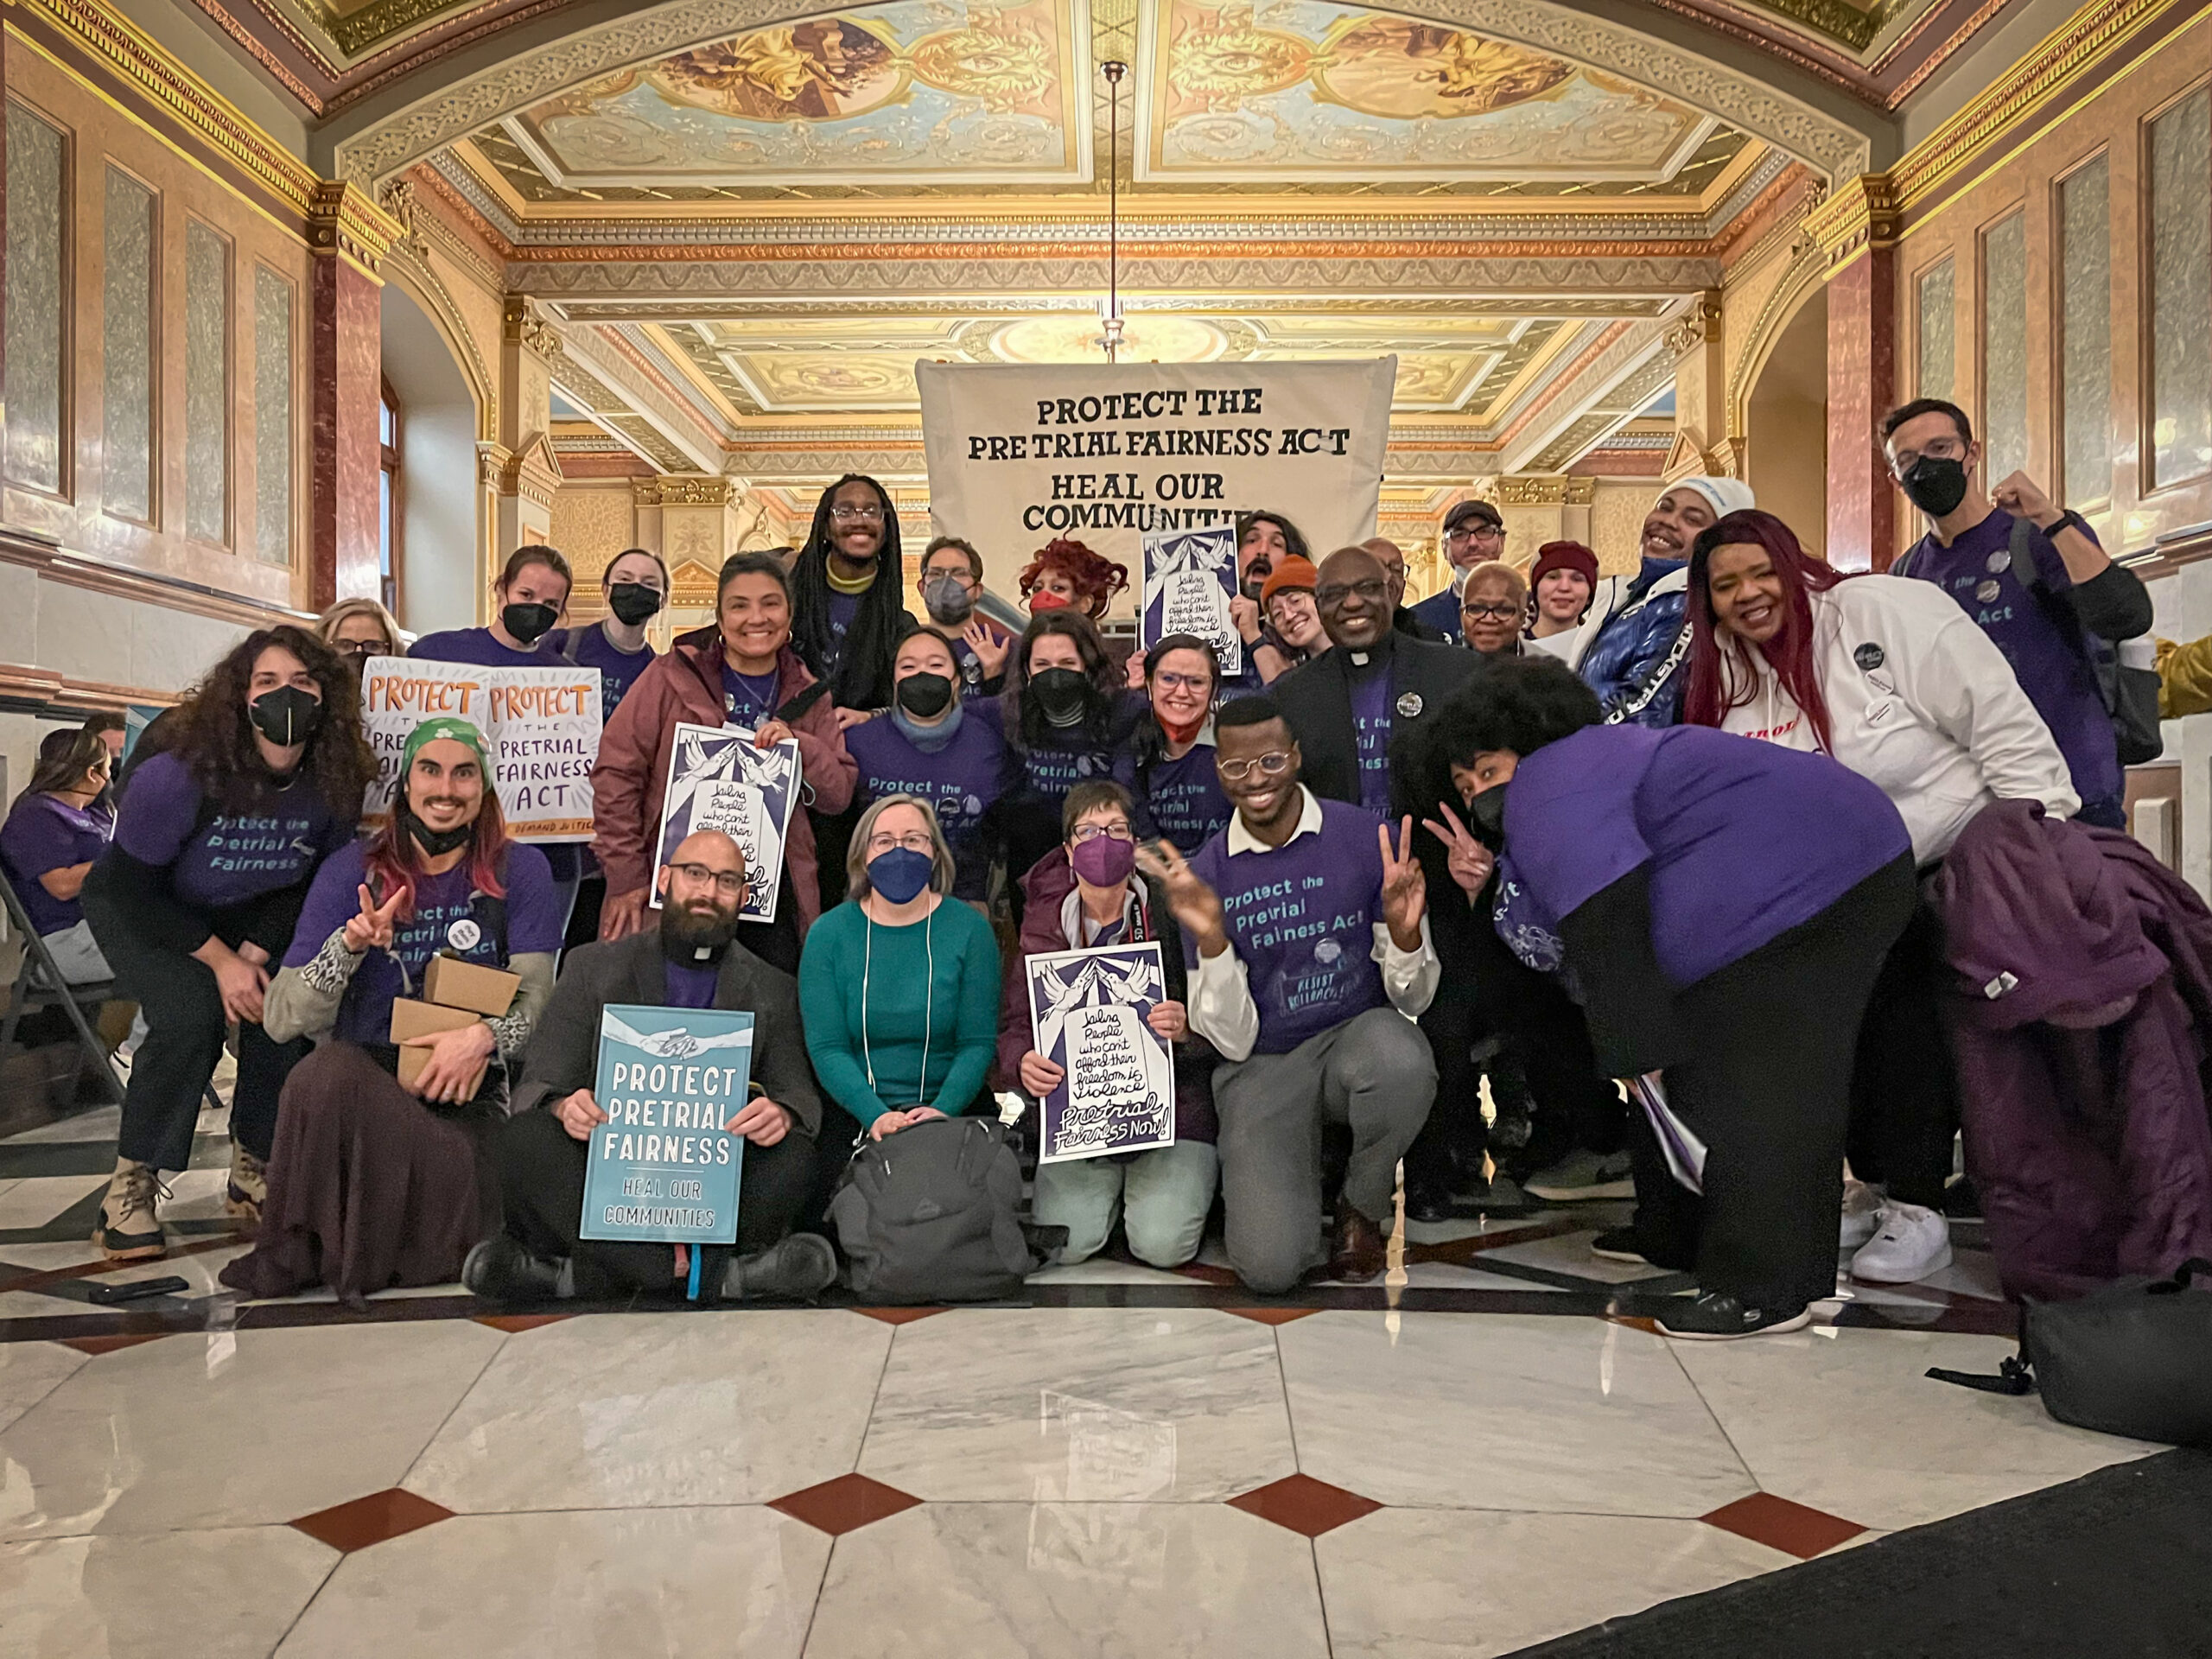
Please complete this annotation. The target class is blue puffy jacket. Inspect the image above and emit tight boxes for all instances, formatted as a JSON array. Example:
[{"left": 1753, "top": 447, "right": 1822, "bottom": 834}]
[{"left": 1577, "top": 557, "right": 1690, "bottom": 728}]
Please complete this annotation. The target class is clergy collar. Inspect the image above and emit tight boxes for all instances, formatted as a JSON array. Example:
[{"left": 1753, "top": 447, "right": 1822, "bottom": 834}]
[
  {"left": 1344, "top": 631, "right": 1396, "bottom": 670},
  {"left": 1227, "top": 785, "right": 1324, "bottom": 856}
]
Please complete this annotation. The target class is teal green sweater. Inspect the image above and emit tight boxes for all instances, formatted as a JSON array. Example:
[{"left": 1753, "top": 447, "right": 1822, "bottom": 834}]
[{"left": 798, "top": 897, "right": 1001, "bottom": 1128}]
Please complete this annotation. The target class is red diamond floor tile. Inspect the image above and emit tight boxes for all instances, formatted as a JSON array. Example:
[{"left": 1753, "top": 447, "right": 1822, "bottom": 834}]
[
  {"left": 1220, "top": 1306, "right": 1319, "bottom": 1325},
  {"left": 1702, "top": 1491, "right": 1866, "bottom": 1560},
  {"left": 290, "top": 1488, "right": 455, "bottom": 1554},
  {"left": 768, "top": 1472, "right": 924, "bottom": 1536},
  {"left": 472, "top": 1313, "right": 573, "bottom": 1333},
  {"left": 849, "top": 1306, "right": 947, "bottom": 1325},
  {"left": 58, "top": 1333, "right": 171, "bottom": 1357},
  {"left": 1228, "top": 1473, "right": 1384, "bottom": 1537}
]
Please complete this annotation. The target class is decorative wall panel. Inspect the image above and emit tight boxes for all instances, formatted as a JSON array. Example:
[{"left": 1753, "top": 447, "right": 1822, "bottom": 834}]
[
  {"left": 2059, "top": 156, "right": 2111, "bottom": 509},
  {"left": 4, "top": 102, "right": 67, "bottom": 495},
  {"left": 1980, "top": 211, "right": 2027, "bottom": 484},
  {"left": 1916, "top": 257, "right": 1954, "bottom": 403},
  {"left": 185, "top": 221, "right": 230, "bottom": 545},
  {"left": 102, "top": 168, "right": 156, "bottom": 524},
  {"left": 254, "top": 268, "right": 294, "bottom": 567},
  {"left": 2148, "top": 87, "right": 2209, "bottom": 491}
]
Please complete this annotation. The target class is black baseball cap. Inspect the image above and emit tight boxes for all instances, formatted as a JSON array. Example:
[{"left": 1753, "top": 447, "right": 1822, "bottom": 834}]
[{"left": 1445, "top": 499, "right": 1503, "bottom": 534}]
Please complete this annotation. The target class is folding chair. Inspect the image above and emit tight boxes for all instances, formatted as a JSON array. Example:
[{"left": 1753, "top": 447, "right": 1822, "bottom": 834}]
[{"left": 0, "top": 877, "right": 126, "bottom": 1106}]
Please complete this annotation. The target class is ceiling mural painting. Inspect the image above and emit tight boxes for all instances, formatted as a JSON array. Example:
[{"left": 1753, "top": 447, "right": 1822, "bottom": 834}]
[
  {"left": 1137, "top": 0, "right": 1718, "bottom": 182},
  {"left": 499, "top": 0, "right": 1092, "bottom": 188}
]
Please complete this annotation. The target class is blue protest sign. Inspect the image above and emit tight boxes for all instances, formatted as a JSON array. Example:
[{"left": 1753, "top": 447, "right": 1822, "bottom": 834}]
[{"left": 578, "top": 1003, "right": 753, "bottom": 1244}]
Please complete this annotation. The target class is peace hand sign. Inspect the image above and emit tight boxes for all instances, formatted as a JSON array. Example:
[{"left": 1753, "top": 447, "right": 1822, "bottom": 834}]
[
  {"left": 1420, "top": 801, "right": 1497, "bottom": 898},
  {"left": 344, "top": 882, "right": 404, "bottom": 954},
  {"left": 1377, "top": 817, "right": 1427, "bottom": 945},
  {"left": 1134, "top": 839, "right": 1228, "bottom": 955}
]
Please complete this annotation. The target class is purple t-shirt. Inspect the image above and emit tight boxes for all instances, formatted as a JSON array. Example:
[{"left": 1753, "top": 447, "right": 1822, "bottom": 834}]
[
  {"left": 1139, "top": 745, "right": 1232, "bottom": 855},
  {"left": 116, "top": 752, "right": 347, "bottom": 911},
  {"left": 844, "top": 709, "right": 1009, "bottom": 900},
  {"left": 823, "top": 589, "right": 862, "bottom": 677},
  {"left": 283, "top": 838, "right": 561, "bottom": 1046},
  {"left": 664, "top": 958, "right": 720, "bottom": 1009},
  {"left": 1346, "top": 656, "right": 1395, "bottom": 814},
  {"left": 550, "top": 624, "right": 655, "bottom": 719},
  {"left": 1503, "top": 724, "right": 1908, "bottom": 988},
  {"left": 2, "top": 793, "right": 112, "bottom": 935},
  {"left": 409, "top": 628, "right": 558, "bottom": 668},
  {"left": 1900, "top": 509, "right": 2120, "bottom": 811},
  {"left": 1185, "top": 798, "right": 1390, "bottom": 1054},
  {"left": 721, "top": 666, "right": 782, "bottom": 728}
]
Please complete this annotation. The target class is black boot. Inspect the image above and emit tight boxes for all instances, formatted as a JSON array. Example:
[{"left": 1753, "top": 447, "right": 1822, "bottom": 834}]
[
  {"left": 721, "top": 1232, "right": 839, "bottom": 1301},
  {"left": 462, "top": 1234, "right": 569, "bottom": 1302}
]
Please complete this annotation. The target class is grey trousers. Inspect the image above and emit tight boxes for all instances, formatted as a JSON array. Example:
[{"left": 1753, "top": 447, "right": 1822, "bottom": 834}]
[{"left": 1213, "top": 1006, "right": 1437, "bottom": 1294}]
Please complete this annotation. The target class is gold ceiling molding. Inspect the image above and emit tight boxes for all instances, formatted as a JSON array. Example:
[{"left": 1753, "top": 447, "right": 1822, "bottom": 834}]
[
  {"left": 1494, "top": 475, "right": 1599, "bottom": 505},
  {"left": 1808, "top": 0, "right": 2196, "bottom": 266},
  {"left": 327, "top": 0, "right": 1875, "bottom": 187},
  {"left": 308, "top": 180, "right": 403, "bottom": 279},
  {"left": 637, "top": 477, "right": 738, "bottom": 506}
]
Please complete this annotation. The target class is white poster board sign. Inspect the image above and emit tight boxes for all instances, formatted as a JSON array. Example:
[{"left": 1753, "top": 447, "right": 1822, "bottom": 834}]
[{"left": 360, "top": 658, "right": 601, "bottom": 843}]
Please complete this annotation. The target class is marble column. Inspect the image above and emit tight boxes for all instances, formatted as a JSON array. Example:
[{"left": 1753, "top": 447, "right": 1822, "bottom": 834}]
[
  {"left": 1810, "top": 178, "right": 1902, "bottom": 573},
  {"left": 497, "top": 296, "right": 559, "bottom": 555},
  {"left": 1663, "top": 291, "right": 1731, "bottom": 481},
  {"left": 307, "top": 183, "right": 397, "bottom": 607}
]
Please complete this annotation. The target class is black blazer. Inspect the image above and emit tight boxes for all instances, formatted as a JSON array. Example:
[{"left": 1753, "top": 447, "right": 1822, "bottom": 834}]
[
  {"left": 510, "top": 930, "right": 824, "bottom": 1136},
  {"left": 1272, "top": 636, "right": 1482, "bottom": 810}
]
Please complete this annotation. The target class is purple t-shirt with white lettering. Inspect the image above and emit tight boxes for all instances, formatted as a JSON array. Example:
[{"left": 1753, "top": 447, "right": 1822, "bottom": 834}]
[
  {"left": 721, "top": 666, "right": 783, "bottom": 728},
  {"left": 1346, "top": 658, "right": 1395, "bottom": 814},
  {"left": 116, "top": 752, "right": 347, "bottom": 911},
  {"left": 2, "top": 793, "right": 112, "bottom": 934},
  {"left": 549, "top": 624, "right": 656, "bottom": 719},
  {"left": 284, "top": 838, "right": 561, "bottom": 1046},
  {"left": 1185, "top": 798, "right": 1389, "bottom": 1054},
  {"left": 844, "top": 709, "right": 1009, "bottom": 900},
  {"left": 1899, "top": 509, "right": 2120, "bottom": 812},
  {"left": 1138, "top": 745, "right": 1232, "bottom": 855}
]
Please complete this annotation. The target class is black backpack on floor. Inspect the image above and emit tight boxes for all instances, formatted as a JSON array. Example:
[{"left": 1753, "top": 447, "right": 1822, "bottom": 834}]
[{"left": 829, "top": 1116, "right": 1038, "bottom": 1304}]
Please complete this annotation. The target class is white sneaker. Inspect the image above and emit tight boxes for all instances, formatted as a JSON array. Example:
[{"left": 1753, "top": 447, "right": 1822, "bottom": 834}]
[
  {"left": 1850, "top": 1202, "right": 1951, "bottom": 1283},
  {"left": 1839, "top": 1179, "right": 1884, "bottom": 1251}
]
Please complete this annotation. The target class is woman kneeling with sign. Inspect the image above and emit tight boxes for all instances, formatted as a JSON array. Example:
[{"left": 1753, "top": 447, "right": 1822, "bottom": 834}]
[{"left": 221, "top": 718, "right": 563, "bottom": 1306}]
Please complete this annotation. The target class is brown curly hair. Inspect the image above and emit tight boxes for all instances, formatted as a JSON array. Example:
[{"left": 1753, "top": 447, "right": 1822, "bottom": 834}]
[
  {"left": 172, "top": 625, "right": 378, "bottom": 817},
  {"left": 1016, "top": 537, "right": 1129, "bottom": 619}
]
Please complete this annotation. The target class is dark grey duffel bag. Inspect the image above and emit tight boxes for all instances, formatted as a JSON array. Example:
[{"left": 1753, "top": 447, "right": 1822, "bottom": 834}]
[
  {"left": 1929, "top": 1258, "right": 2212, "bottom": 1446},
  {"left": 829, "top": 1116, "right": 1037, "bottom": 1304}
]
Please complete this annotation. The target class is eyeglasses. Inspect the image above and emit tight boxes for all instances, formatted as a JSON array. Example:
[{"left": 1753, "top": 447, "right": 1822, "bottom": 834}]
[
  {"left": 1153, "top": 671, "right": 1211, "bottom": 694},
  {"left": 1448, "top": 524, "right": 1502, "bottom": 542},
  {"left": 334, "top": 640, "right": 383, "bottom": 658},
  {"left": 866, "top": 830, "right": 934, "bottom": 855},
  {"left": 667, "top": 861, "right": 746, "bottom": 895},
  {"left": 1071, "top": 822, "right": 1134, "bottom": 843},
  {"left": 831, "top": 504, "right": 885, "bottom": 523},
  {"left": 1217, "top": 750, "right": 1294, "bottom": 781},
  {"left": 1462, "top": 602, "right": 1521, "bottom": 621},
  {"left": 1314, "top": 579, "right": 1389, "bottom": 607}
]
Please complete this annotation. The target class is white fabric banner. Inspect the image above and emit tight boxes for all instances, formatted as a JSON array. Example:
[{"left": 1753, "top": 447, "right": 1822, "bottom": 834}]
[{"left": 917, "top": 359, "right": 1396, "bottom": 593}]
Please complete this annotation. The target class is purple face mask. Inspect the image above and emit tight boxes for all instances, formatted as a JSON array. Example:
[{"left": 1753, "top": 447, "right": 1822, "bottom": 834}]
[{"left": 1070, "top": 833, "right": 1136, "bottom": 887}]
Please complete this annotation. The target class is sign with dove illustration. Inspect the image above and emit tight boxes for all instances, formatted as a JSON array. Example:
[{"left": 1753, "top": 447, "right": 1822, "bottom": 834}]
[
  {"left": 1026, "top": 943, "right": 1176, "bottom": 1164},
  {"left": 1141, "top": 525, "right": 1242, "bottom": 677},
  {"left": 652, "top": 722, "right": 802, "bottom": 924},
  {"left": 580, "top": 1003, "right": 753, "bottom": 1245}
]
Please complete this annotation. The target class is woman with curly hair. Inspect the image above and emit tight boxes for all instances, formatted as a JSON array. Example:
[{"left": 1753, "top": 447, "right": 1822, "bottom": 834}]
[
  {"left": 994, "top": 611, "right": 1145, "bottom": 902},
  {"left": 1018, "top": 537, "right": 1128, "bottom": 621},
  {"left": 81, "top": 626, "right": 376, "bottom": 1260}
]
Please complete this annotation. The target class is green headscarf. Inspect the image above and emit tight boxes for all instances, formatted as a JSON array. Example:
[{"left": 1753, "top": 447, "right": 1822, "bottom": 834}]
[{"left": 402, "top": 717, "right": 492, "bottom": 780}]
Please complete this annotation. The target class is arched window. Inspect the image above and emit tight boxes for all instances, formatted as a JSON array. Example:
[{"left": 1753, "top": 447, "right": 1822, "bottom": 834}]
[{"left": 379, "top": 376, "right": 402, "bottom": 613}]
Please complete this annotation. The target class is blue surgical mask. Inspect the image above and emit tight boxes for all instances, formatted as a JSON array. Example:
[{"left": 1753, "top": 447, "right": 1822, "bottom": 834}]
[{"left": 868, "top": 846, "right": 934, "bottom": 905}]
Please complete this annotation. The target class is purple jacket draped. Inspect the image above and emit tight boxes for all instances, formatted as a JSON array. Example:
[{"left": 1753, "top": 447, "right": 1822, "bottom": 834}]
[{"left": 1937, "top": 798, "right": 2212, "bottom": 1300}]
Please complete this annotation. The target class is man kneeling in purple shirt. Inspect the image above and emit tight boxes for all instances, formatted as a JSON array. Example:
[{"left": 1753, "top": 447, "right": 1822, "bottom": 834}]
[{"left": 1138, "top": 696, "right": 1437, "bottom": 1292}]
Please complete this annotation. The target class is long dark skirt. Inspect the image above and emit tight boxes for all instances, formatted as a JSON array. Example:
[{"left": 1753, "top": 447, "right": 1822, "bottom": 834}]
[{"left": 219, "top": 1042, "right": 502, "bottom": 1307}]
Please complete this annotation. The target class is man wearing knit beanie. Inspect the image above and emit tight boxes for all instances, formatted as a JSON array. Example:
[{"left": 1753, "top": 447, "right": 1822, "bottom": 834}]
[
  {"left": 1567, "top": 475, "right": 1756, "bottom": 728},
  {"left": 1525, "top": 540, "right": 1599, "bottom": 661}
]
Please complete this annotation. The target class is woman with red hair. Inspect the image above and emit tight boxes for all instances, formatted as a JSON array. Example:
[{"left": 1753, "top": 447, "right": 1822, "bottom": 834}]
[
  {"left": 1682, "top": 507, "right": 2076, "bottom": 1286},
  {"left": 1019, "top": 537, "right": 1130, "bottom": 620}
]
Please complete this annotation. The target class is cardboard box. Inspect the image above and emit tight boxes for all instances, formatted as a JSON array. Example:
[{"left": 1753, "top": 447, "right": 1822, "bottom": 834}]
[
  {"left": 423, "top": 954, "right": 520, "bottom": 1018},
  {"left": 390, "top": 997, "right": 490, "bottom": 1096}
]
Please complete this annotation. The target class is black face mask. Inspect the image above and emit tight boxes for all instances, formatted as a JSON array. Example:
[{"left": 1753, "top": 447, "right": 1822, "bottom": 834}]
[
  {"left": 501, "top": 601, "right": 559, "bottom": 645},
  {"left": 1900, "top": 455, "right": 1971, "bottom": 518},
  {"left": 607, "top": 583, "right": 663, "bottom": 627},
  {"left": 399, "top": 799, "right": 475, "bottom": 856},
  {"left": 896, "top": 671, "right": 954, "bottom": 719},
  {"left": 248, "top": 685, "right": 322, "bottom": 748},
  {"left": 1031, "top": 666, "right": 1093, "bottom": 725},
  {"left": 1465, "top": 781, "right": 1510, "bottom": 850}
]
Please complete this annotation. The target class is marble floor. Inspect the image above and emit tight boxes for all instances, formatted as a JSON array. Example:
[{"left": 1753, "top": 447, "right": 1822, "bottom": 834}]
[{"left": 0, "top": 1101, "right": 2156, "bottom": 1657}]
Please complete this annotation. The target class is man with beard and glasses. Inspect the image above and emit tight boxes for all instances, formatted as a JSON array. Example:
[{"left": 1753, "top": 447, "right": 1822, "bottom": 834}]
[
  {"left": 917, "top": 534, "right": 1014, "bottom": 702},
  {"left": 1882, "top": 397, "right": 2152, "bottom": 829},
  {"left": 465, "top": 829, "right": 837, "bottom": 1305},
  {"left": 223, "top": 717, "right": 562, "bottom": 1302},
  {"left": 1568, "top": 477, "right": 1755, "bottom": 728}
]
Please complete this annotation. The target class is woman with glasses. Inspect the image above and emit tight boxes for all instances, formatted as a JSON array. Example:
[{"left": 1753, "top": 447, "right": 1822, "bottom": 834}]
[
  {"left": 1225, "top": 512, "right": 1311, "bottom": 688},
  {"left": 798, "top": 795, "right": 1001, "bottom": 1156},
  {"left": 318, "top": 597, "right": 402, "bottom": 668},
  {"left": 1458, "top": 563, "right": 1529, "bottom": 661},
  {"left": 1000, "top": 780, "right": 1216, "bottom": 1268},
  {"left": 1411, "top": 500, "right": 1508, "bottom": 641},
  {"left": 591, "top": 552, "right": 857, "bottom": 975},
  {"left": 1123, "top": 635, "right": 1233, "bottom": 854},
  {"left": 843, "top": 626, "right": 1014, "bottom": 908}
]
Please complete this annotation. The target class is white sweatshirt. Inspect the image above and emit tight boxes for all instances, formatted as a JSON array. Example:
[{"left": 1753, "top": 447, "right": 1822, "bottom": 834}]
[{"left": 1714, "top": 576, "right": 2079, "bottom": 863}]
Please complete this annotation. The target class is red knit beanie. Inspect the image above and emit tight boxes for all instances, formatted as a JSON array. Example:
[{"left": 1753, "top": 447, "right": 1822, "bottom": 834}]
[
  {"left": 1260, "top": 555, "right": 1318, "bottom": 607},
  {"left": 1529, "top": 541, "right": 1599, "bottom": 592}
]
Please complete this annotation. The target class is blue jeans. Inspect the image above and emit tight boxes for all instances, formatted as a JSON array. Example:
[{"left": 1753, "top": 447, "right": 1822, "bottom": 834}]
[{"left": 1033, "top": 1141, "right": 1218, "bottom": 1268}]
